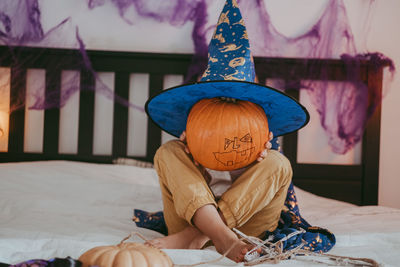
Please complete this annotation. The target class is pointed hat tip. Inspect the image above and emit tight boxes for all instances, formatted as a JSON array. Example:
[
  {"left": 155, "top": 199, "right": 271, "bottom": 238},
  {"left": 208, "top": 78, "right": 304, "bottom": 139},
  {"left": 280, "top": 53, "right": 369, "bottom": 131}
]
[{"left": 200, "top": 0, "right": 255, "bottom": 82}]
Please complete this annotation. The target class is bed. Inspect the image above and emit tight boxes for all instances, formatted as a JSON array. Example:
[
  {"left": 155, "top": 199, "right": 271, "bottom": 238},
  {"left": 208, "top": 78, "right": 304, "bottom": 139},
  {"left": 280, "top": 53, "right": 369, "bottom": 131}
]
[
  {"left": 0, "top": 45, "right": 399, "bottom": 266},
  {"left": 1, "top": 161, "right": 400, "bottom": 266}
]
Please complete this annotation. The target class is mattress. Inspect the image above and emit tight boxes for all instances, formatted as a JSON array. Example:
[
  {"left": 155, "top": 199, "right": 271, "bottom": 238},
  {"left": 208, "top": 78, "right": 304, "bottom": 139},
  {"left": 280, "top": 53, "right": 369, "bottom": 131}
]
[{"left": 0, "top": 161, "right": 399, "bottom": 266}]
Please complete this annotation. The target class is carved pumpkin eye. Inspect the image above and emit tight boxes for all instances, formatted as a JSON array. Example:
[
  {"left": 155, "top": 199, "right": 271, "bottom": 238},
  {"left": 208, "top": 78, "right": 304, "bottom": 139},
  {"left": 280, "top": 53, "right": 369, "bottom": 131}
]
[
  {"left": 224, "top": 133, "right": 253, "bottom": 150},
  {"left": 240, "top": 133, "right": 253, "bottom": 143},
  {"left": 186, "top": 97, "right": 269, "bottom": 171}
]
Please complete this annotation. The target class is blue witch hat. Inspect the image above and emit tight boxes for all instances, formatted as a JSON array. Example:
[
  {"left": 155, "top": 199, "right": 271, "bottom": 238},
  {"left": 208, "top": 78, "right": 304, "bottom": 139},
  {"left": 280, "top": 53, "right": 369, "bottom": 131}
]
[{"left": 145, "top": 0, "right": 309, "bottom": 138}]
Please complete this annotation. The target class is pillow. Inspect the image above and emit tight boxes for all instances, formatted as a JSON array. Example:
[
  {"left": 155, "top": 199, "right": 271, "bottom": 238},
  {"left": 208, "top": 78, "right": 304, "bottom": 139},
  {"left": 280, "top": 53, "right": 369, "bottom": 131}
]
[{"left": 112, "top": 157, "right": 154, "bottom": 168}]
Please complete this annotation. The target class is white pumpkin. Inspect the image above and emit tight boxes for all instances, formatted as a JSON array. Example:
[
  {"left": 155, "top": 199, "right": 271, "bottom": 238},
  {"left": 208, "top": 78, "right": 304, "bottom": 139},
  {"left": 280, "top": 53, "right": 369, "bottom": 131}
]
[{"left": 79, "top": 239, "right": 173, "bottom": 267}]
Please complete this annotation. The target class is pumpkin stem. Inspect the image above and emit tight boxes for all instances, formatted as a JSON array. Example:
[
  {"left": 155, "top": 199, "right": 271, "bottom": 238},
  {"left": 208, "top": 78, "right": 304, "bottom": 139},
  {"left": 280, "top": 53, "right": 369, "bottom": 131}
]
[
  {"left": 118, "top": 232, "right": 149, "bottom": 245},
  {"left": 219, "top": 97, "right": 237, "bottom": 103}
]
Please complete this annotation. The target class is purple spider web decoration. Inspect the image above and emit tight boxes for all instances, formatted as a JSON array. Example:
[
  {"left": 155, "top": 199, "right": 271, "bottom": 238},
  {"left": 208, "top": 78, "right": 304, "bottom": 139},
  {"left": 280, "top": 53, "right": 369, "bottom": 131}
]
[{"left": 0, "top": 0, "right": 395, "bottom": 154}]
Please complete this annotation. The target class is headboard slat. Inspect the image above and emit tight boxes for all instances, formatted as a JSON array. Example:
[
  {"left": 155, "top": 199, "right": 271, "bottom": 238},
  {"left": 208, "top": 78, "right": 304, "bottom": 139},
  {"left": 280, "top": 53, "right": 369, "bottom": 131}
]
[
  {"left": 43, "top": 68, "right": 61, "bottom": 154},
  {"left": 8, "top": 67, "right": 26, "bottom": 153},
  {"left": 146, "top": 73, "right": 163, "bottom": 161},
  {"left": 78, "top": 70, "right": 95, "bottom": 155},
  {"left": 112, "top": 71, "right": 129, "bottom": 157},
  {"left": 281, "top": 80, "right": 301, "bottom": 165},
  {"left": 361, "top": 65, "right": 383, "bottom": 205}
]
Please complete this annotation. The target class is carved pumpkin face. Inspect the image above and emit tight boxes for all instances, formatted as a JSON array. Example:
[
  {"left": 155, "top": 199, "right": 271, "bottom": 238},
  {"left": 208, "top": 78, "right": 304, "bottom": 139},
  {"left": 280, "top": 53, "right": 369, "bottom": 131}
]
[{"left": 186, "top": 97, "right": 269, "bottom": 171}]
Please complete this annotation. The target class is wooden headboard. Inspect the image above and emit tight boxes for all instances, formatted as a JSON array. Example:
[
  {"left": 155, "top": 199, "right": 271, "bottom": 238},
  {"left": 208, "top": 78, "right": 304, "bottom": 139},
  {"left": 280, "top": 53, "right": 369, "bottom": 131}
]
[{"left": 0, "top": 46, "right": 386, "bottom": 206}]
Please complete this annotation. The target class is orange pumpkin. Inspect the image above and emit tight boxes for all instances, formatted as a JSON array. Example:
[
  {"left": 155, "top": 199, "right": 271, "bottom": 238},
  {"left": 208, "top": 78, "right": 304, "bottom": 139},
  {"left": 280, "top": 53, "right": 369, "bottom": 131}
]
[
  {"left": 186, "top": 97, "right": 269, "bottom": 171},
  {"left": 79, "top": 240, "right": 173, "bottom": 267}
]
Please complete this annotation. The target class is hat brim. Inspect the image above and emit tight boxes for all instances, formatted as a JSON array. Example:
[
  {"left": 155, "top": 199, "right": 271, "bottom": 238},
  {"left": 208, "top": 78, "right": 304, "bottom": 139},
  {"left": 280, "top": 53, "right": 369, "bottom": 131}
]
[{"left": 145, "top": 80, "right": 310, "bottom": 138}]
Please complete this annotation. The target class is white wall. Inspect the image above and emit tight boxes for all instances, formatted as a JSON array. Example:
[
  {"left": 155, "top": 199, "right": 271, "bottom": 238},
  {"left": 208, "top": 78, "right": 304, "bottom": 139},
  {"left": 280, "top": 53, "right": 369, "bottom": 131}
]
[
  {"left": 362, "top": 0, "right": 400, "bottom": 209},
  {"left": 262, "top": 0, "right": 400, "bottom": 209},
  {"left": 12, "top": 0, "right": 400, "bottom": 207}
]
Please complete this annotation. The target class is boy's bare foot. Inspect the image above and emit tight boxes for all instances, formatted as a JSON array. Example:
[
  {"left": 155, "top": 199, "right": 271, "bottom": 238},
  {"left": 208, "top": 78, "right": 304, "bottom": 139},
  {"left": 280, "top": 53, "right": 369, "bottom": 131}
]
[
  {"left": 192, "top": 204, "right": 260, "bottom": 263},
  {"left": 146, "top": 226, "right": 209, "bottom": 250},
  {"left": 212, "top": 229, "right": 257, "bottom": 262},
  {"left": 149, "top": 205, "right": 259, "bottom": 262}
]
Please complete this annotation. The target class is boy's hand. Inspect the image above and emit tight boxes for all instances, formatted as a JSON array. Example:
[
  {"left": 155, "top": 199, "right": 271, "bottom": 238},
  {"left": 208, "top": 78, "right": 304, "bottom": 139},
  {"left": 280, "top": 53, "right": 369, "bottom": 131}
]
[
  {"left": 179, "top": 131, "right": 200, "bottom": 166},
  {"left": 256, "top": 131, "right": 274, "bottom": 162}
]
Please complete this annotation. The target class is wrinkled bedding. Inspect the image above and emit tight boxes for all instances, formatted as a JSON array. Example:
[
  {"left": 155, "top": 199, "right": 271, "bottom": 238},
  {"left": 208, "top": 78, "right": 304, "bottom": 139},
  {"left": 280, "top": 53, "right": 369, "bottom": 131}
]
[{"left": 1, "top": 161, "right": 399, "bottom": 266}]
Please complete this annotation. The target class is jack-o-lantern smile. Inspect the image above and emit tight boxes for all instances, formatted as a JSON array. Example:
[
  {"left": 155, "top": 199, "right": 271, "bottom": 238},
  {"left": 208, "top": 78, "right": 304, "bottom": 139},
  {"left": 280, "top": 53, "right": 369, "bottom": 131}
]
[
  {"left": 213, "top": 147, "right": 255, "bottom": 166},
  {"left": 213, "top": 133, "right": 255, "bottom": 166}
]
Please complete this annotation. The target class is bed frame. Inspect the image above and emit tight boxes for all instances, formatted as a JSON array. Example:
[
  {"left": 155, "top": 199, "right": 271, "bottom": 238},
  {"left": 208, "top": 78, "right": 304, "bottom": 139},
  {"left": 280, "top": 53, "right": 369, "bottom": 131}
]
[{"left": 0, "top": 45, "right": 388, "bottom": 206}]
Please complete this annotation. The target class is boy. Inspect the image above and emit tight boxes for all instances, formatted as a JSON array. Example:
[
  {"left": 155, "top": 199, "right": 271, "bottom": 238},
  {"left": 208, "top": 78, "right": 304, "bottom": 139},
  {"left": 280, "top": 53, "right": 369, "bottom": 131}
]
[
  {"left": 148, "top": 130, "right": 292, "bottom": 262},
  {"left": 145, "top": 0, "right": 308, "bottom": 262}
]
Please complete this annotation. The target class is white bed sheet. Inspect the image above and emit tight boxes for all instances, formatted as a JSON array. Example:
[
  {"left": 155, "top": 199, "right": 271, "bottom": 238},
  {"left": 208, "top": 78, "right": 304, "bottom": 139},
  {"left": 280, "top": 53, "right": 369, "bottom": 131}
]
[{"left": 0, "top": 161, "right": 399, "bottom": 266}]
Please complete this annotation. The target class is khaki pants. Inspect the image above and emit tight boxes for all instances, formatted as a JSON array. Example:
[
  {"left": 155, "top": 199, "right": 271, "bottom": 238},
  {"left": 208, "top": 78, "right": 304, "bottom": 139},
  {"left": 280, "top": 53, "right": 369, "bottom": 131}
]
[{"left": 154, "top": 140, "right": 292, "bottom": 237}]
